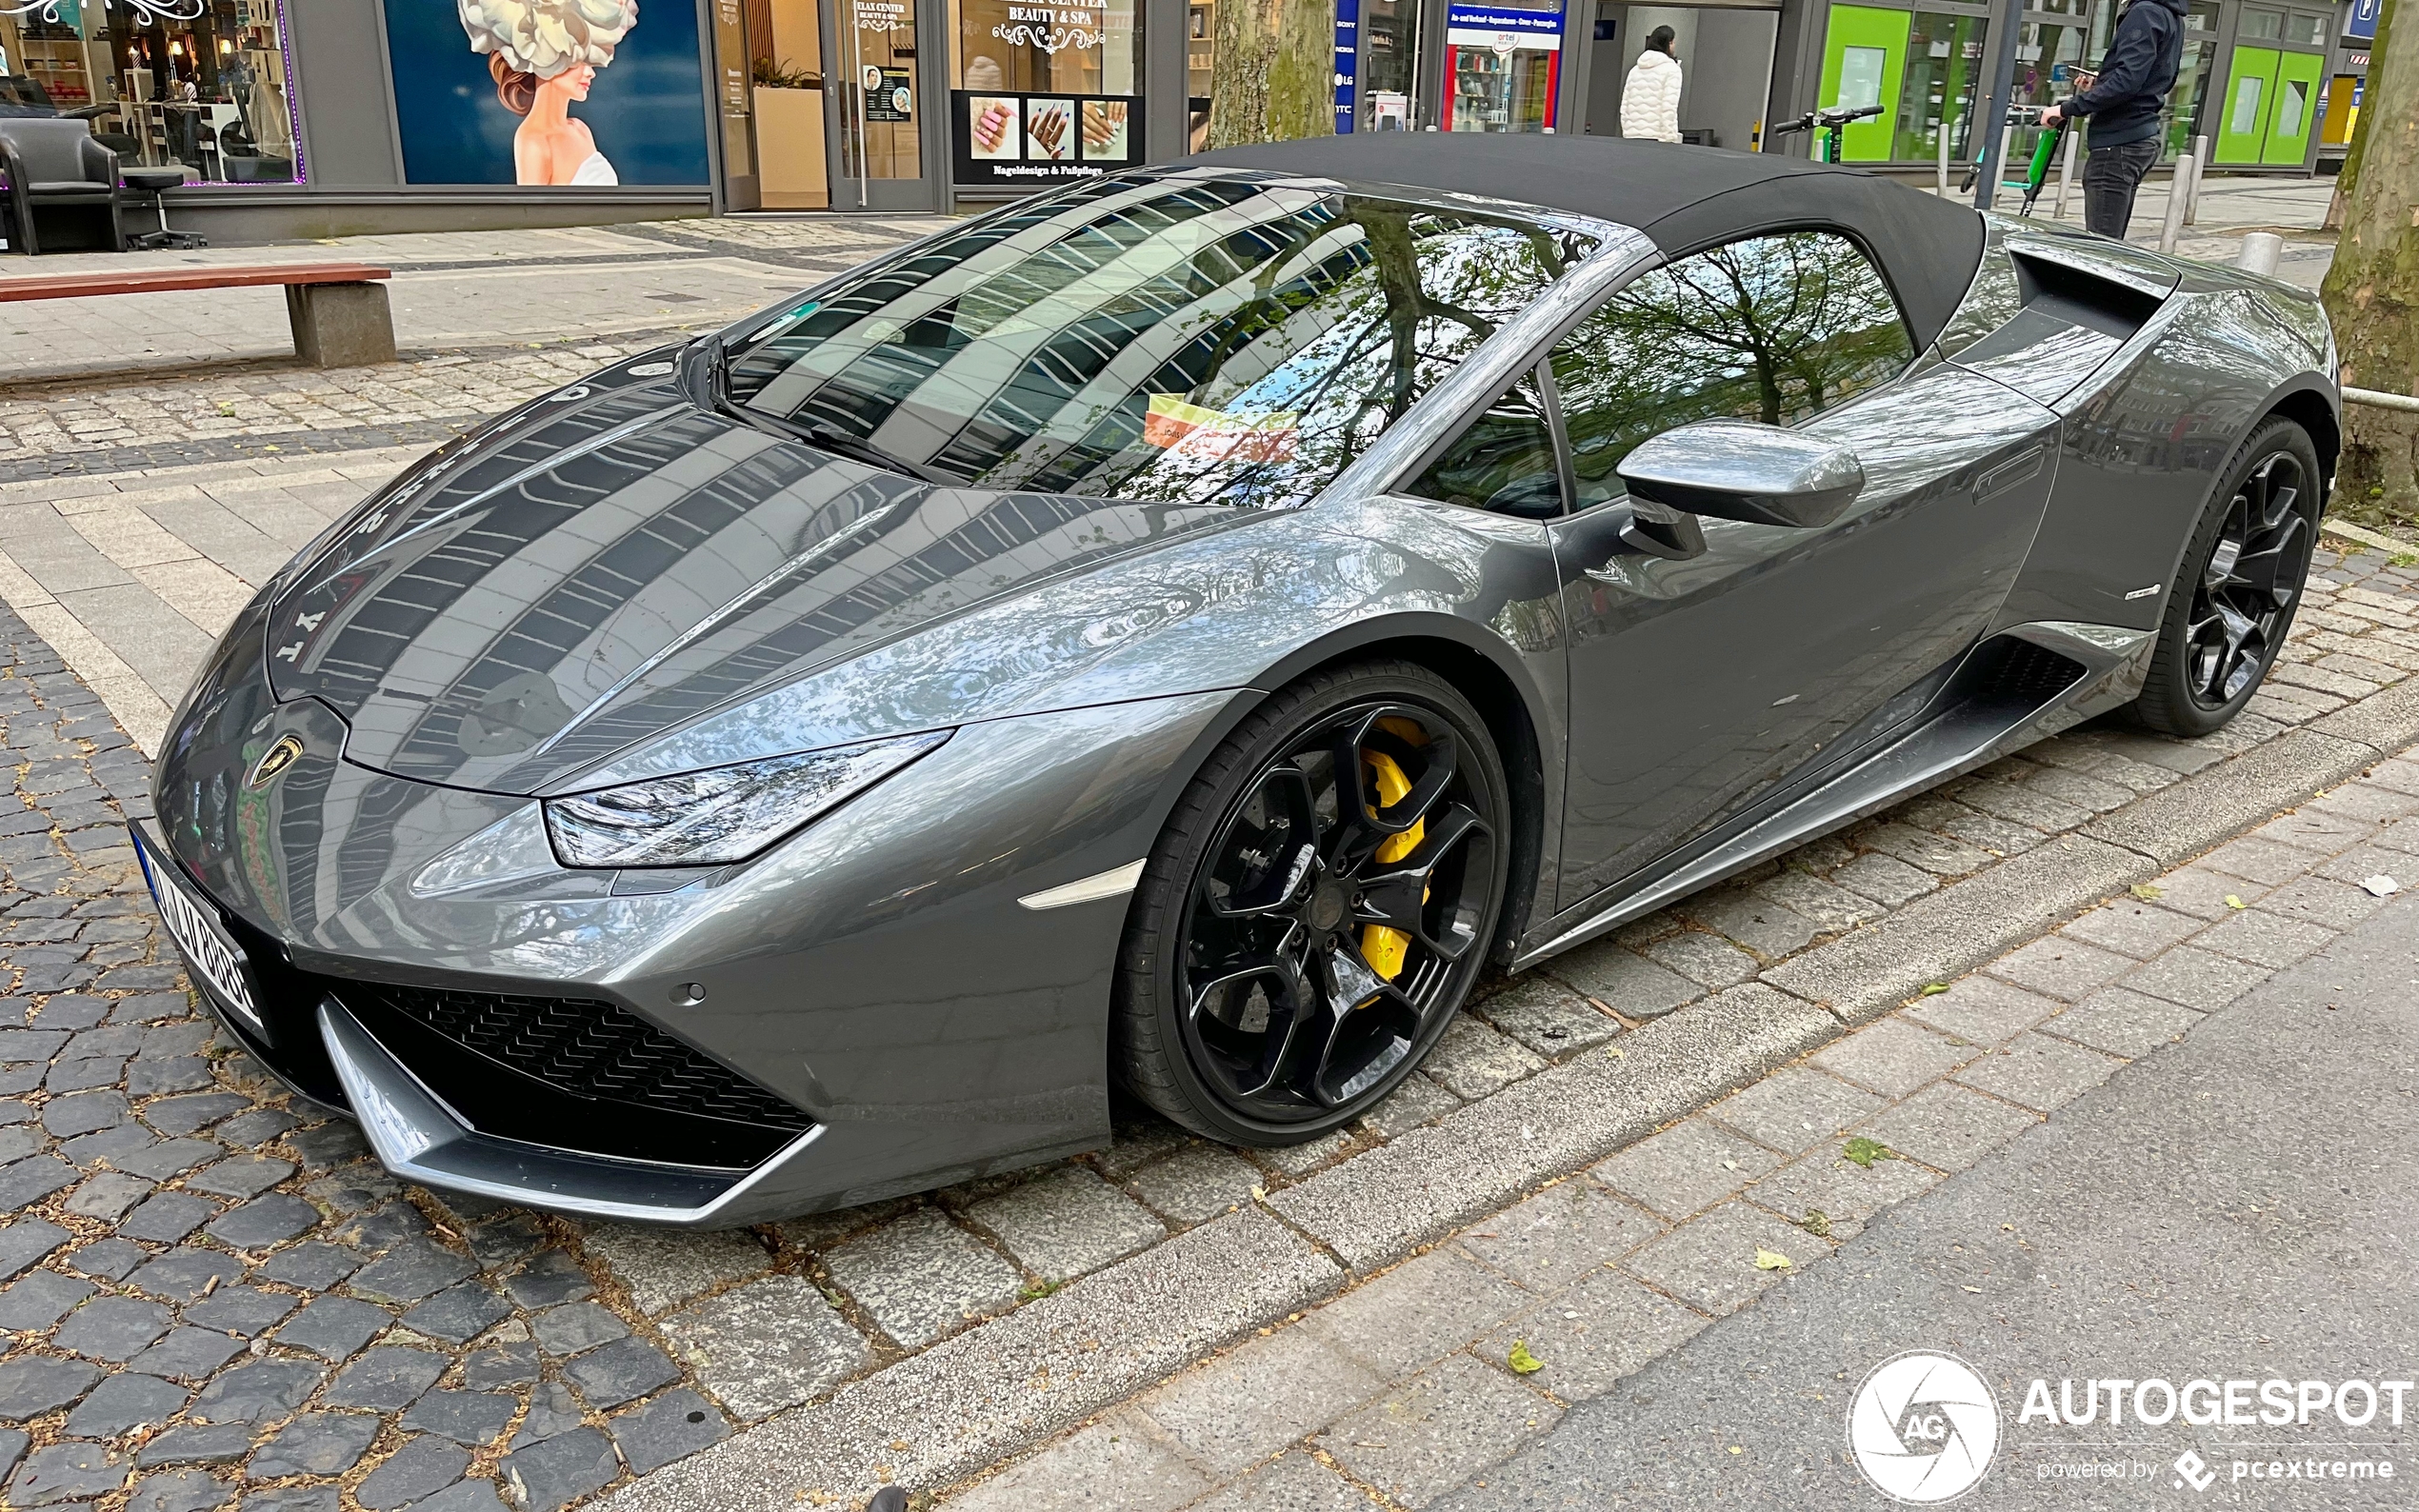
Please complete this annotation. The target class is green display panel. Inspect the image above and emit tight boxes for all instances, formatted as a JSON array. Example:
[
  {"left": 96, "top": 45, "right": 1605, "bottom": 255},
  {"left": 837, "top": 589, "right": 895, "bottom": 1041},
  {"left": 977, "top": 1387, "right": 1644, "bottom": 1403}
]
[
  {"left": 2262, "top": 50, "right": 2323, "bottom": 165},
  {"left": 2213, "top": 45, "right": 2278, "bottom": 163},
  {"left": 1819, "top": 6, "right": 1910, "bottom": 162}
]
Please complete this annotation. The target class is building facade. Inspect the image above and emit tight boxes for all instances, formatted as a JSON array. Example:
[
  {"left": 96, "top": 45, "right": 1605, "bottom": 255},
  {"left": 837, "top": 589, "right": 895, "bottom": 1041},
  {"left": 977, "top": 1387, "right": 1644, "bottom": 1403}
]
[{"left": 0, "top": 0, "right": 2360, "bottom": 241}]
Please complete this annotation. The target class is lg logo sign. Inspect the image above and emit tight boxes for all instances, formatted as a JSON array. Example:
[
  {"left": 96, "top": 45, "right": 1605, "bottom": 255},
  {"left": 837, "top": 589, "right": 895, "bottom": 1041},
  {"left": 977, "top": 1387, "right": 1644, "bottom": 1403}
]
[{"left": 1849, "top": 1352, "right": 2002, "bottom": 1504}]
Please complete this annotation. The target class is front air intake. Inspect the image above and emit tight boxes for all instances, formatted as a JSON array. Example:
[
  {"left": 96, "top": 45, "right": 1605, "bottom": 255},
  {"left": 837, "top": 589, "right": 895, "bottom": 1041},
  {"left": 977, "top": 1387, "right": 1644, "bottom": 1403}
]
[{"left": 333, "top": 982, "right": 810, "bottom": 1169}]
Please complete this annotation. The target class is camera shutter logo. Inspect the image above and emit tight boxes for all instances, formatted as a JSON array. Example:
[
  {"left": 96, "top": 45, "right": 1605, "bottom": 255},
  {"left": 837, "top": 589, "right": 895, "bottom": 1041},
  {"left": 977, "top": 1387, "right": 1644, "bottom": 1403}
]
[
  {"left": 1847, "top": 1351, "right": 2000, "bottom": 1503},
  {"left": 247, "top": 734, "right": 306, "bottom": 788}
]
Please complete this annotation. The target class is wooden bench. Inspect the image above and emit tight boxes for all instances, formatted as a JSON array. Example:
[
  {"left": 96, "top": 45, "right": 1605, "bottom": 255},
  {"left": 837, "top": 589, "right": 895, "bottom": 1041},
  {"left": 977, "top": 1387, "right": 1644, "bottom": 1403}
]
[{"left": 0, "top": 262, "right": 396, "bottom": 368}]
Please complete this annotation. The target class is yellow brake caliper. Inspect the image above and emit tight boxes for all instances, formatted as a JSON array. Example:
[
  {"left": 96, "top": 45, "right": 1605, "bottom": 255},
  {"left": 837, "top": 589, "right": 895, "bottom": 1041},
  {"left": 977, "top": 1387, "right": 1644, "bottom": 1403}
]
[{"left": 1359, "top": 717, "right": 1429, "bottom": 982}]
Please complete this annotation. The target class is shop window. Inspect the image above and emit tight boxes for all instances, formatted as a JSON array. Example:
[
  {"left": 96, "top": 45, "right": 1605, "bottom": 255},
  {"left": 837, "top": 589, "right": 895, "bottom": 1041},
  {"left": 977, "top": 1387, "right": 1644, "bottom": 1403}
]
[
  {"left": 1892, "top": 10, "right": 1984, "bottom": 163},
  {"left": 1444, "top": 0, "right": 1563, "bottom": 132},
  {"left": 951, "top": 0, "right": 1138, "bottom": 182},
  {"left": 1187, "top": 0, "right": 1211, "bottom": 149},
  {"left": 2282, "top": 10, "right": 2327, "bottom": 45},
  {"left": 0, "top": 0, "right": 299, "bottom": 184},
  {"left": 1547, "top": 231, "right": 1913, "bottom": 507},
  {"left": 2236, "top": 7, "right": 2283, "bottom": 38}
]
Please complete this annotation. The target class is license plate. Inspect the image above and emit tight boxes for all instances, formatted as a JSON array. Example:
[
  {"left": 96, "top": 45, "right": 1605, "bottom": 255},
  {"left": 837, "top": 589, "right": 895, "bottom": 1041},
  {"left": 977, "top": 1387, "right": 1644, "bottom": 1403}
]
[{"left": 135, "top": 832, "right": 266, "bottom": 1034}]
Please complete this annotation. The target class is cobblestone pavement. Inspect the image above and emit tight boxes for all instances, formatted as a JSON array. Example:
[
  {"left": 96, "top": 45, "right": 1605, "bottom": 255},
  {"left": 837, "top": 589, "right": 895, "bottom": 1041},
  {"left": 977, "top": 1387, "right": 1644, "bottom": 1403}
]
[{"left": 941, "top": 740, "right": 2419, "bottom": 1512}]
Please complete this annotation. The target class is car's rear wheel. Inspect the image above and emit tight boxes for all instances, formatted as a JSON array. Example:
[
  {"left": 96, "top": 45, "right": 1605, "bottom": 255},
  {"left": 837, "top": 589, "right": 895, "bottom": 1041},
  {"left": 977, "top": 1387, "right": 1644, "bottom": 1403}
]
[
  {"left": 1113, "top": 661, "right": 1509, "bottom": 1145},
  {"left": 2129, "top": 417, "right": 2321, "bottom": 738}
]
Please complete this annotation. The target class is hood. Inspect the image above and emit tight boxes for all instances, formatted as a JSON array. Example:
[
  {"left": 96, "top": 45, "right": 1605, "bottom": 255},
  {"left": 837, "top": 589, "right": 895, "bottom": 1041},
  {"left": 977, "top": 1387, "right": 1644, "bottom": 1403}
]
[
  {"left": 265, "top": 378, "right": 1236, "bottom": 795},
  {"left": 1632, "top": 49, "right": 1677, "bottom": 70}
]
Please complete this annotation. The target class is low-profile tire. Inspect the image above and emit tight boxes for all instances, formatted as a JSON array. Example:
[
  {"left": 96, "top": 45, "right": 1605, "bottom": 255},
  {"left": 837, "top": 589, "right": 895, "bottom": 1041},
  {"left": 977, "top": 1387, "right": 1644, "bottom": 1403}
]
[
  {"left": 1112, "top": 660, "right": 1510, "bottom": 1146},
  {"left": 2127, "top": 417, "right": 2322, "bottom": 738}
]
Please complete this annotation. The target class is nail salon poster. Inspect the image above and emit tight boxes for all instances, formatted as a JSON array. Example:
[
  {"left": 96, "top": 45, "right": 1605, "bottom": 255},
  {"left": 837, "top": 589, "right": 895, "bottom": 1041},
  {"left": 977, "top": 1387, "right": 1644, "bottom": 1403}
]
[
  {"left": 952, "top": 90, "right": 1142, "bottom": 185},
  {"left": 385, "top": 0, "right": 711, "bottom": 186}
]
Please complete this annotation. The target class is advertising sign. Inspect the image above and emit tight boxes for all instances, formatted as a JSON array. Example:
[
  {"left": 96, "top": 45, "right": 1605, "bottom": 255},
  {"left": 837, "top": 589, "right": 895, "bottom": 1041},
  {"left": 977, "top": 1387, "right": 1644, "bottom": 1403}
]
[
  {"left": 1443, "top": 3, "right": 1565, "bottom": 50},
  {"left": 952, "top": 90, "right": 1141, "bottom": 185},
  {"left": 865, "top": 66, "right": 914, "bottom": 120},
  {"left": 387, "top": 0, "right": 710, "bottom": 186}
]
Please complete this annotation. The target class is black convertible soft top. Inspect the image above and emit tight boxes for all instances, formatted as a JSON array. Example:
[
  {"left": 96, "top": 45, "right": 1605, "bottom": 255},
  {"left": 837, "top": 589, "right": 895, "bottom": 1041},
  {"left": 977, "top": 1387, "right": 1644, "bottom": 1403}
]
[{"left": 1195, "top": 134, "right": 1987, "bottom": 352}]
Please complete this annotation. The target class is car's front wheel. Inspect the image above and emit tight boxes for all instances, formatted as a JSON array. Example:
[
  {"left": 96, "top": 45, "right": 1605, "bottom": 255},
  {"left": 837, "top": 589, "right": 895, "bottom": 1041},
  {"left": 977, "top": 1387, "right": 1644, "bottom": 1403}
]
[
  {"left": 1113, "top": 661, "right": 1509, "bottom": 1145},
  {"left": 2129, "top": 417, "right": 2322, "bottom": 737}
]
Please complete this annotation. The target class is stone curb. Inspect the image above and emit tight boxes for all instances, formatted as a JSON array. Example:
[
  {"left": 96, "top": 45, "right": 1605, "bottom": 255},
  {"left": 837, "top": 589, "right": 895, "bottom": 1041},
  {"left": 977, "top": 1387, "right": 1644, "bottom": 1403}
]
[
  {"left": 593, "top": 1209, "right": 1339, "bottom": 1512},
  {"left": 1267, "top": 984, "right": 1836, "bottom": 1271},
  {"left": 2080, "top": 727, "right": 2380, "bottom": 864},
  {"left": 1759, "top": 834, "right": 2155, "bottom": 1025}
]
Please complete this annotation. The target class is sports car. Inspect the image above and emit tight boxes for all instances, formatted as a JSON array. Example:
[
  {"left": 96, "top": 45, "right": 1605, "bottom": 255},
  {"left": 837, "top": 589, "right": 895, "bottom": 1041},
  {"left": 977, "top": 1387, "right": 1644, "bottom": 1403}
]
[{"left": 137, "top": 135, "right": 2337, "bottom": 1226}]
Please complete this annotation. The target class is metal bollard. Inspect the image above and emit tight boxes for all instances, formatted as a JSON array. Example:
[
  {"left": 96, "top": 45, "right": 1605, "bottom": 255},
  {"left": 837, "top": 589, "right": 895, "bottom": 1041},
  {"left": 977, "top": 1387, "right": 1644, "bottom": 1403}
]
[
  {"left": 1938, "top": 122, "right": 1951, "bottom": 195},
  {"left": 2235, "top": 230, "right": 2284, "bottom": 276},
  {"left": 2156, "top": 149, "right": 2195, "bottom": 252},
  {"left": 2185, "top": 134, "right": 2209, "bottom": 224},
  {"left": 2053, "top": 127, "right": 2079, "bottom": 220}
]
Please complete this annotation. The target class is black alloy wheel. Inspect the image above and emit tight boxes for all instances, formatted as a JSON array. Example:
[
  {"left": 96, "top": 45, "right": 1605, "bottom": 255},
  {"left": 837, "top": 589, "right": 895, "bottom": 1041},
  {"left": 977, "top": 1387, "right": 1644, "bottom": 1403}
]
[
  {"left": 1114, "top": 662, "right": 1509, "bottom": 1144},
  {"left": 2132, "top": 418, "right": 2321, "bottom": 737}
]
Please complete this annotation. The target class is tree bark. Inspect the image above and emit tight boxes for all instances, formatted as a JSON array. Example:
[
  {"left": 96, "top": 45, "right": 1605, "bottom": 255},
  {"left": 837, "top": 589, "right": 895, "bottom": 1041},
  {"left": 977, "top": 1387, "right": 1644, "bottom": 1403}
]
[
  {"left": 2318, "top": 0, "right": 2419, "bottom": 523},
  {"left": 1208, "top": 0, "right": 1337, "bottom": 148}
]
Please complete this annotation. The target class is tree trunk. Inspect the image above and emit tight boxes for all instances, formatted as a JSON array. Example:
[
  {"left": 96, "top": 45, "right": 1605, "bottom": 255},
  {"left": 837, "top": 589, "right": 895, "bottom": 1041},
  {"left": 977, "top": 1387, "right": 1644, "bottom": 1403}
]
[
  {"left": 2318, "top": 0, "right": 2419, "bottom": 523},
  {"left": 1208, "top": 0, "right": 1337, "bottom": 148}
]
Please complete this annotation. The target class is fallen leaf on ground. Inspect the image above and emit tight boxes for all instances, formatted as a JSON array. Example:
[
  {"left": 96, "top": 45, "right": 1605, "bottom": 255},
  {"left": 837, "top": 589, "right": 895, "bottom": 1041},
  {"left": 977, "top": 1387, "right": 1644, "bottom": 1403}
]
[
  {"left": 1920, "top": 982, "right": 1950, "bottom": 996},
  {"left": 1508, "top": 1341, "right": 1544, "bottom": 1375},
  {"left": 2130, "top": 884, "right": 2164, "bottom": 901},
  {"left": 1799, "top": 1208, "right": 1832, "bottom": 1238},
  {"left": 1842, "top": 1137, "right": 1898, "bottom": 1168},
  {"left": 1754, "top": 1247, "right": 1793, "bottom": 1270},
  {"left": 2225, "top": 894, "right": 2248, "bottom": 909}
]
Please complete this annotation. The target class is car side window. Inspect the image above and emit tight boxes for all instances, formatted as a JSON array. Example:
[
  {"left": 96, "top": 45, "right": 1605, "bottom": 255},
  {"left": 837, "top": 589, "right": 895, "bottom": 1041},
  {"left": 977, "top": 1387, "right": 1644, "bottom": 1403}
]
[
  {"left": 1403, "top": 368, "right": 1566, "bottom": 520},
  {"left": 1549, "top": 230, "right": 1916, "bottom": 508}
]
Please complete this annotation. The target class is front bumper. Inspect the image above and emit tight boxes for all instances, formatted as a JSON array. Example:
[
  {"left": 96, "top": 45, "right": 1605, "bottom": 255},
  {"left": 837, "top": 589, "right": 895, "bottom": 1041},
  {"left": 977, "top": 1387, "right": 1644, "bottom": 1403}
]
[{"left": 142, "top": 687, "right": 1233, "bottom": 1227}]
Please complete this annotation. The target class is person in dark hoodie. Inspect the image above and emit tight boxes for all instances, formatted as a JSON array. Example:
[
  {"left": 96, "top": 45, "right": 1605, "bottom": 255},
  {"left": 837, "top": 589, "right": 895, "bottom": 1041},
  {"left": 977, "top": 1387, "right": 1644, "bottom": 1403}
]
[{"left": 2040, "top": 0, "right": 2189, "bottom": 238}]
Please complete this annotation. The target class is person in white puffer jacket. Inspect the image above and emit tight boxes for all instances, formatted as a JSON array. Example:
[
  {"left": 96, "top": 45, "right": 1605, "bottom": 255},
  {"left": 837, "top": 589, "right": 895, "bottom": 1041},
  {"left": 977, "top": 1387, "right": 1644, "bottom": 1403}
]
[{"left": 1619, "top": 28, "right": 1684, "bottom": 143}]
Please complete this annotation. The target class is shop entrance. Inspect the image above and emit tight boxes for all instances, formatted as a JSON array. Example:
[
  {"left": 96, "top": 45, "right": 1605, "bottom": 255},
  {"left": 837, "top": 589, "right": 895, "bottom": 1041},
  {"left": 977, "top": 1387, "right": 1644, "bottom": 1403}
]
[
  {"left": 2210, "top": 3, "right": 2329, "bottom": 169},
  {"left": 1580, "top": 4, "right": 1776, "bottom": 149}
]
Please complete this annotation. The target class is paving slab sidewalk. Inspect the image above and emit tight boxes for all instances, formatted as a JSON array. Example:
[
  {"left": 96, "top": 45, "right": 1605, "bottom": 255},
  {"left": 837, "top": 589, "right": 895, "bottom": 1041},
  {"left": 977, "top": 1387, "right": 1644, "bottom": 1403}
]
[{"left": 922, "top": 746, "right": 2419, "bottom": 1512}]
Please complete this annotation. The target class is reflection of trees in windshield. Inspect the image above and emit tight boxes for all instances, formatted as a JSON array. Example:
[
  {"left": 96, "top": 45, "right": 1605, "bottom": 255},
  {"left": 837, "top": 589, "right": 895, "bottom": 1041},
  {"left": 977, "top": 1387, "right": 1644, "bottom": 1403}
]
[
  {"left": 1552, "top": 232, "right": 1914, "bottom": 502},
  {"left": 726, "top": 176, "right": 1596, "bottom": 508}
]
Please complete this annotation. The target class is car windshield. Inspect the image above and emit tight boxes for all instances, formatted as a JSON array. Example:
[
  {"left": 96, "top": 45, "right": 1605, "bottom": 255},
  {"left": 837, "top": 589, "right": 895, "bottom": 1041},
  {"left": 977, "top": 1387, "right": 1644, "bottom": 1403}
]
[{"left": 724, "top": 172, "right": 1599, "bottom": 508}]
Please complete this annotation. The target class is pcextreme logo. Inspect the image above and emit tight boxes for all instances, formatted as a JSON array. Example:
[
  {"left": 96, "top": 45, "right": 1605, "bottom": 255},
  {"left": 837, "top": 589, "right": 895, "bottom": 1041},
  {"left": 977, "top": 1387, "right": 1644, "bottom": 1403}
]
[{"left": 1849, "top": 1351, "right": 2002, "bottom": 1504}]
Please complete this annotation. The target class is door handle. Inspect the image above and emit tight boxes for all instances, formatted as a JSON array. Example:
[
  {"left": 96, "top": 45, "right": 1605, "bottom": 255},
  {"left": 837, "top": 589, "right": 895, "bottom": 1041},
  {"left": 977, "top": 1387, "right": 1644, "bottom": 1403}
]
[{"left": 1975, "top": 447, "right": 2047, "bottom": 502}]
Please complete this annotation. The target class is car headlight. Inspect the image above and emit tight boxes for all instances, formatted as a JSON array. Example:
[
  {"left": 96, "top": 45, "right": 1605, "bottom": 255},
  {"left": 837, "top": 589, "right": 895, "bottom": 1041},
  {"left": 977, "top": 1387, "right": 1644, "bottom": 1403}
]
[{"left": 543, "top": 730, "right": 950, "bottom": 868}]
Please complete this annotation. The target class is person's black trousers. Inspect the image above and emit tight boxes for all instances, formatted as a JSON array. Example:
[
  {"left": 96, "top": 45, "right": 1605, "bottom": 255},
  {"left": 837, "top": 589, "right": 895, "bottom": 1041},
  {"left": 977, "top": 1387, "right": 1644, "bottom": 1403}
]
[{"left": 2082, "top": 136, "right": 2162, "bottom": 239}]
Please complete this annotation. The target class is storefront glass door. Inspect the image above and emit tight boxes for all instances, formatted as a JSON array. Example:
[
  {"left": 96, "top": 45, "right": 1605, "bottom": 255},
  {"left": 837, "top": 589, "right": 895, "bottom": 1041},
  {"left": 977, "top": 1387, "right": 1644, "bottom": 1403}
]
[
  {"left": 1345, "top": 0, "right": 1424, "bottom": 130},
  {"left": 1442, "top": 0, "right": 1565, "bottom": 130},
  {"left": 835, "top": 0, "right": 933, "bottom": 208}
]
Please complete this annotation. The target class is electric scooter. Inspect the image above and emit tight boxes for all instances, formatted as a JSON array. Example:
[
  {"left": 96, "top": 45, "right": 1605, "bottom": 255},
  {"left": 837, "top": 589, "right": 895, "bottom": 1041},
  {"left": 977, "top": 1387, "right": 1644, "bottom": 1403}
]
[
  {"left": 1957, "top": 102, "right": 2068, "bottom": 215},
  {"left": 1769, "top": 102, "right": 1887, "bottom": 164}
]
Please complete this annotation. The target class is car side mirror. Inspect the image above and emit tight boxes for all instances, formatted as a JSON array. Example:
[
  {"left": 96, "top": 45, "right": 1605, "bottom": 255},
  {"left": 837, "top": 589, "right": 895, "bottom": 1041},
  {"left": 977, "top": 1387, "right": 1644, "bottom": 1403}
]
[{"left": 1616, "top": 420, "right": 1866, "bottom": 529}]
